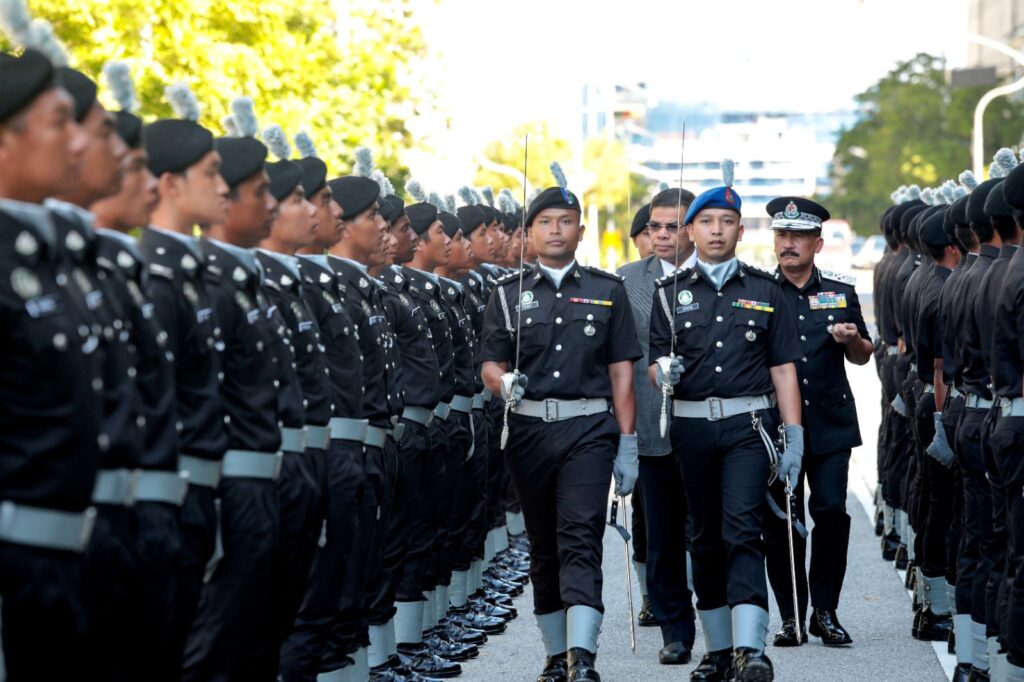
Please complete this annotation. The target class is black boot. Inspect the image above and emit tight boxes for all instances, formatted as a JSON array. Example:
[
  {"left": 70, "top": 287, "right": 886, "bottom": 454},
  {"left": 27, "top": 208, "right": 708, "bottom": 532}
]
[
  {"left": 567, "top": 647, "right": 600, "bottom": 682},
  {"left": 658, "top": 641, "right": 692, "bottom": 665},
  {"left": 911, "top": 608, "right": 953, "bottom": 641},
  {"left": 881, "top": 531, "right": 900, "bottom": 561},
  {"left": 733, "top": 647, "right": 774, "bottom": 682},
  {"left": 894, "top": 544, "right": 909, "bottom": 570},
  {"left": 772, "top": 617, "right": 806, "bottom": 647},
  {"left": 952, "top": 663, "right": 972, "bottom": 681},
  {"left": 637, "top": 596, "right": 657, "bottom": 627},
  {"left": 968, "top": 665, "right": 991, "bottom": 681},
  {"left": 948, "top": 628, "right": 956, "bottom": 655},
  {"left": 536, "top": 652, "right": 568, "bottom": 682},
  {"left": 905, "top": 562, "right": 917, "bottom": 591},
  {"left": 809, "top": 609, "right": 852, "bottom": 646},
  {"left": 874, "top": 507, "right": 885, "bottom": 536},
  {"left": 689, "top": 649, "right": 734, "bottom": 682}
]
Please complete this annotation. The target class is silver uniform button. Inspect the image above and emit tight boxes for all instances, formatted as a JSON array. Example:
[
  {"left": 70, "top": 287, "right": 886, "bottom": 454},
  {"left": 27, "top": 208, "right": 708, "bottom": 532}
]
[
  {"left": 716, "top": 315, "right": 723, "bottom": 322},
  {"left": 555, "top": 344, "right": 563, "bottom": 351},
  {"left": 553, "top": 371, "right": 560, "bottom": 378},
  {"left": 555, "top": 317, "right": 563, "bottom": 324},
  {"left": 716, "top": 341, "right": 723, "bottom": 348},
  {"left": 715, "top": 366, "right": 722, "bottom": 373}
]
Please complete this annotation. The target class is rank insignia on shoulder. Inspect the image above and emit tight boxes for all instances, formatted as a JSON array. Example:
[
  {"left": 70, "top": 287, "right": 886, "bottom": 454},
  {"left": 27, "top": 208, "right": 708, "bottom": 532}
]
[
  {"left": 808, "top": 292, "right": 847, "bottom": 310},
  {"left": 569, "top": 297, "right": 613, "bottom": 307},
  {"left": 820, "top": 269, "right": 856, "bottom": 285},
  {"left": 732, "top": 299, "right": 774, "bottom": 313}
]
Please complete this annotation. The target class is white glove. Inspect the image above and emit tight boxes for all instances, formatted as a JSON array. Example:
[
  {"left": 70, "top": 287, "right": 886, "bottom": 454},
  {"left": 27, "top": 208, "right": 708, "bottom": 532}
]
[
  {"left": 614, "top": 433, "right": 639, "bottom": 496},
  {"left": 779, "top": 424, "right": 804, "bottom": 490},
  {"left": 890, "top": 394, "right": 908, "bottom": 417},
  {"left": 654, "top": 356, "right": 684, "bottom": 387},
  {"left": 500, "top": 372, "right": 528, "bottom": 402},
  {"left": 926, "top": 412, "right": 955, "bottom": 467}
]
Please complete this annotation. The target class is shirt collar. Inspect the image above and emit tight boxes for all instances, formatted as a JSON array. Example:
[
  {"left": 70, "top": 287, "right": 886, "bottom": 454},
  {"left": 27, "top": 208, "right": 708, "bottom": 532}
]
[
  {"left": 258, "top": 248, "right": 301, "bottom": 278},
  {"left": 96, "top": 227, "right": 139, "bottom": 257},
  {"left": 410, "top": 266, "right": 440, "bottom": 284},
  {"left": 148, "top": 224, "right": 204, "bottom": 259},
  {"left": 0, "top": 197, "right": 57, "bottom": 253},
  {"left": 208, "top": 238, "right": 259, "bottom": 274},
  {"left": 695, "top": 257, "right": 739, "bottom": 291},
  {"left": 660, "top": 250, "right": 697, "bottom": 277},
  {"left": 536, "top": 259, "right": 577, "bottom": 289}
]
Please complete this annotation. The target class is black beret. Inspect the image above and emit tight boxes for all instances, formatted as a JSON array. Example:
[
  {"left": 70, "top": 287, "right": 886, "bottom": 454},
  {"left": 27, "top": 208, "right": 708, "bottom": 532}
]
[
  {"left": 984, "top": 177, "right": 1013, "bottom": 218},
  {"left": 949, "top": 195, "right": 971, "bottom": 229},
  {"left": 456, "top": 205, "right": 486, "bottom": 236},
  {"left": 406, "top": 202, "right": 438, "bottom": 235},
  {"left": 879, "top": 205, "right": 895, "bottom": 234},
  {"left": 380, "top": 194, "right": 405, "bottom": 224},
  {"left": 439, "top": 211, "right": 463, "bottom": 239},
  {"left": 967, "top": 179, "right": 1002, "bottom": 227},
  {"left": 55, "top": 67, "right": 98, "bottom": 122},
  {"left": 919, "top": 207, "right": 952, "bottom": 248},
  {"left": 476, "top": 205, "right": 496, "bottom": 225},
  {"left": 214, "top": 136, "right": 268, "bottom": 189},
  {"left": 329, "top": 176, "right": 380, "bottom": 220},
  {"left": 889, "top": 200, "right": 920, "bottom": 240},
  {"left": 525, "top": 186, "right": 582, "bottom": 227},
  {"left": 942, "top": 205, "right": 958, "bottom": 243},
  {"left": 630, "top": 203, "right": 651, "bottom": 238},
  {"left": 898, "top": 202, "right": 927, "bottom": 241},
  {"left": 0, "top": 49, "right": 56, "bottom": 122},
  {"left": 1004, "top": 163, "right": 1024, "bottom": 210},
  {"left": 144, "top": 119, "right": 215, "bottom": 177},
  {"left": 114, "top": 111, "right": 143, "bottom": 148},
  {"left": 502, "top": 211, "right": 517, "bottom": 233},
  {"left": 296, "top": 157, "right": 327, "bottom": 198},
  {"left": 266, "top": 160, "right": 303, "bottom": 201},
  {"left": 906, "top": 204, "right": 931, "bottom": 242}
]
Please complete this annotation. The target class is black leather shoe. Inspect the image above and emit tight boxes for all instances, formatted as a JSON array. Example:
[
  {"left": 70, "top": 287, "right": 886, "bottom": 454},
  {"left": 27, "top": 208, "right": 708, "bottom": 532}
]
[
  {"left": 772, "top": 618, "right": 807, "bottom": 647},
  {"left": 874, "top": 507, "right": 884, "bottom": 536},
  {"left": 689, "top": 650, "right": 734, "bottom": 681},
  {"left": 911, "top": 608, "right": 953, "bottom": 641},
  {"left": 483, "top": 575, "right": 523, "bottom": 596},
  {"left": 386, "top": 654, "right": 443, "bottom": 681},
  {"left": 469, "top": 598, "right": 515, "bottom": 621},
  {"left": 948, "top": 628, "right": 955, "bottom": 655},
  {"left": 968, "top": 665, "right": 991, "bottom": 681},
  {"left": 881, "top": 531, "right": 900, "bottom": 561},
  {"left": 481, "top": 588, "right": 514, "bottom": 607},
  {"left": 497, "top": 554, "right": 531, "bottom": 573},
  {"left": 396, "top": 646, "right": 462, "bottom": 679},
  {"left": 536, "top": 652, "right": 568, "bottom": 682},
  {"left": 952, "top": 663, "right": 972, "bottom": 682},
  {"left": 733, "top": 647, "right": 774, "bottom": 682},
  {"left": 488, "top": 566, "right": 529, "bottom": 585},
  {"left": 567, "top": 647, "right": 600, "bottom": 681},
  {"left": 894, "top": 544, "right": 909, "bottom": 570},
  {"left": 449, "top": 606, "right": 506, "bottom": 634},
  {"left": 905, "top": 562, "right": 916, "bottom": 590},
  {"left": 637, "top": 596, "right": 658, "bottom": 627},
  {"left": 437, "top": 618, "right": 487, "bottom": 646},
  {"left": 658, "top": 640, "right": 692, "bottom": 665},
  {"left": 809, "top": 609, "right": 852, "bottom": 646},
  {"left": 425, "top": 630, "right": 478, "bottom": 660}
]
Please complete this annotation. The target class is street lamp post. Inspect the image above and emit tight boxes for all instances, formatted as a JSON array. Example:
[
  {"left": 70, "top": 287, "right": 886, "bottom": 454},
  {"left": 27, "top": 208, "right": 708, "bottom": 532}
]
[{"left": 968, "top": 33, "right": 1024, "bottom": 178}]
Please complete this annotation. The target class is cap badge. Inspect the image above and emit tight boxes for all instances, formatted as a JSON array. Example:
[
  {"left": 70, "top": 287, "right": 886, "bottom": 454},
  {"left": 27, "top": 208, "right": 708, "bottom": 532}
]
[
  {"left": 10, "top": 267, "right": 41, "bottom": 299},
  {"left": 725, "top": 188, "right": 735, "bottom": 205},
  {"left": 14, "top": 231, "right": 38, "bottom": 257},
  {"left": 783, "top": 201, "right": 800, "bottom": 219},
  {"left": 678, "top": 290, "right": 693, "bottom": 305},
  {"left": 560, "top": 188, "right": 574, "bottom": 205}
]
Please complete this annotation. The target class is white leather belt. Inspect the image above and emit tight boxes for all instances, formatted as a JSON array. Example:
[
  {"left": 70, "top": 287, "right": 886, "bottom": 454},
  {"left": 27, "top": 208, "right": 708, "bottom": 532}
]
[
  {"left": 281, "top": 427, "right": 308, "bottom": 453},
  {"left": 450, "top": 395, "right": 474, "bottom": 414},
  {"left": 390, "top": 422, "right": 406, "bottom": 443},
  {"left": 134, "top": 470, "right": 189, "bottom": 506},
  {"left": 514, "top": 397, "right": 610, "bottom": 422},
  {"left": 673, "top": 394, "right": 776, "bottom": 421},
  {"left": 965, "top": 394, "right": 994, "bottom": 409},
  {"left": 330, "top": 417, "right": 369, "bottom": 443},
  {"left": 922, "top": 383, "right": 935, "bottom": 395},
  {"left": 222, "top": 450, "right": 283, "bottom": 480},
  {"left": 0, "top": 501, "right": 96, "bottom": 553},
  {"left": 472, "top": 393, "right": 485, "bottom": 410},
  {"left": 364, "top": 425, "right": 388, "bottom": 448},
  {"left": 886, "top": 346, "right": 899, "bottom": 356},
  {"left": 909, "top": 363, "right": 918, "bottom": 373},
  {"left": 998, "top": 396, "right": 1024, "bottom": 417},
  {"left": 92, "top": 468, "right": 139, "bottom": 506},
  {"left": 306, "top": 425, "right": 330, "bottom": 449},
  {"left": 401, "top": 406, "right": 434, "bottom": 427},
  {"left": 948, "top": 387, "right": 964, "bottom": 399},
  {"left": 434, "top": 402, "right": 451, "bottom": 421},
  {"left": 178, "top": 455, "right": 222, "bottom": 489}
]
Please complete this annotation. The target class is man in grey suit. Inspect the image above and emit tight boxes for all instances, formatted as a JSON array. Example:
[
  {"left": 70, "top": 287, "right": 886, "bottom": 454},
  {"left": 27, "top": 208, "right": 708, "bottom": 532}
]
[{"left": 617, "top": 188, "right": 698, "bottom": 665}]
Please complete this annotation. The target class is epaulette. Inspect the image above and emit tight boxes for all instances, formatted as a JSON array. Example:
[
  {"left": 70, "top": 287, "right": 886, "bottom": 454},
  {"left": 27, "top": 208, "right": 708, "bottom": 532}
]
[
  {"left": 264, "top": 278, "right": 281, "bottom": 291},
  {"left": 820, "top": 269, "right": 857, "bottom": 286},
  {"left": 582, "top": 264, "right": 624, "bottom": 282},
  {"left": 96, "top": 256, "right": 116, "bottom": 272},
  {"left": 741, "top": 263, "right": 776, "bottom": 281},
  {"left": 654, "top": 267, "right": 693, "bottom": 288},
  {"left": 148, "top": 263, "right": 174, "bottom": 280},
  {"left": 495, "top": 270, "right": 521, "bottom": 286}
]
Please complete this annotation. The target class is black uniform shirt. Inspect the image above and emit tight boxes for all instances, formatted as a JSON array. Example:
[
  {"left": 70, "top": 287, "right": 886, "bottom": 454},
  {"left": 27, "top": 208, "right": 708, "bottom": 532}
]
[
  {"left": 891, "top": 250, "right": 920, "bottom": 343},
  {"left": 0, "top": 205, "right": 104, "bottom": 510},
  {"left": 139, "top": 227, "right": 228, "bottom": 462},
  {"left": 439, "top": 277, "right": 477, "bottom": 398},
  {"left": 901, "top": 257, "right": 933, "bottom": 361},
  {"left": 200, "top": 239, "right": 282, "bottom": 453},
  {"left": 914, "top": 264, "right": 951, "bottom": 385},
  {"left": 374, "top": 277, "right": 406, "bottom": 418},
  {"left": 776, "top": 267, "right": 869, "bottom": 454},
  {"left": 959, "top": 245, "right": 999, "bottom": 397},
  {"left": 97, "top": 230, "right": 179, "bottom": 471},
  {"left": 296, "top": 256, "right": 363, "bottom": 419},
  {"left": 976, "top": 244, "right": 1018, "bottom": 385},
  {"left": 257, "top": 250, "right": 332, "bottom": 428},
  {"left": 878, "top": 249, "right": 909, "bottom": 346},
  {"left": 460, "top": 271, "right": 489, "bottom": 393},
  {"left": 942, "top": 253, "right": 978, "bottom": 387},
  {"left": 992, "top": 246, "right": 1024, "bottom": 398},
  {"left": 873, "top": 250, "right": 897, "bottom": 345},
  {"left": 329, "top": 257, "right": 392, "bottom": 425},
  {"left": 483, "top": 262, "right": 641, "bottom": 401},
  {"left": 403, "top": 267, "right": 457, "bottom": 403},
  {"left": 649, "top": 262, "right": 800, "bottom": 401},
  {"left": 379, "top": 268, "right": 441, "bottom": 409}
]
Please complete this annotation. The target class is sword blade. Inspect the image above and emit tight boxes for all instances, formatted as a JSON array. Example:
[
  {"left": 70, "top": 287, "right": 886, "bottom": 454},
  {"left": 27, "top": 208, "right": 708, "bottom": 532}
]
[
  {"left": 621, "top": 495, "right": 636, "bottom": 653},
  {"left": 784, "top": 482, "right": 802, "bottom": 642}
]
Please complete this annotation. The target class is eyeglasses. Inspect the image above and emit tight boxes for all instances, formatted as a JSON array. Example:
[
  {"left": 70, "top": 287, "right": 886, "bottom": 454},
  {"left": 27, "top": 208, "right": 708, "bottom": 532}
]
[{"left": 645, "top": 222, "right": 680, "bottom": 234}]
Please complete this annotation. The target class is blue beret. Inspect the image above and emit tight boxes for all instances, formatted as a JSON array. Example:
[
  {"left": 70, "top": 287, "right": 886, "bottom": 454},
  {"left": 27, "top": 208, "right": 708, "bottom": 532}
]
[{"left": 683, "top": 185, "right": 742, "bottom": 225}]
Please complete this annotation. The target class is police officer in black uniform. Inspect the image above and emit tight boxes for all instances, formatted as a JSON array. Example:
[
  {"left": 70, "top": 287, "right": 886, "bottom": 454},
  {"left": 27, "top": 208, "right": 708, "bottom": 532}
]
[
  {"left": 649, "top": 175, "right": 803, "bottom": 682},
  {"left": 482, "top": 184, "right": 642, "bottom": 682},
  {"left": 762, "top": 197, "right": 872, "bottom": 649}
]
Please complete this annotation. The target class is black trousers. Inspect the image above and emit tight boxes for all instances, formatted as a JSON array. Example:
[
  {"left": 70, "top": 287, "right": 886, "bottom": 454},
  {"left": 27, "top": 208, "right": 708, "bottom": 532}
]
[
  {"left": 394, "top": 419, "right": 432, "bottom": 601},
  {"left": 449, "top": 411, "right": 486, "bottom": 571},
  {"left": 631, "top": 486, "right": 647, "bottom": 563},
  {"left": 182, "top": 477, "right": 279, "bottom": 682},
  {"left": 765, "top": 448, "right": 851, "bottom": 620},
  {"left": 423, "top": 419, "right": 450, "bottom": 591},
  {"left": 485, "top": 399, "right": 506, "bottom": 531},
  {"left": 242, "top": 449, "right": 323, "bottom": 680},
  {"left": 637, "top": 455, "right": 695, "bottom": 646},
  {"left": 134, "top": 501, "right": 183, "bottom": 682},
  {"left": 956, "top": 407, "right": 993, "bottom": 621},
  {"left": 915, "top": 394, "right": 955, "bottom": 579},
  {"left": 437, "top": 414, "right": 469, "bottom": 586},
  {"left": 170, "top": 485, "right": 218, "bottom": 676},
  {"left": 402, "top": 421, "right": 443, "bottom": 601},
  {"left": 0, "top": 543, "right": 88, "bottom": 681},
  {"left": 506, "top": 411, "right": 618, "bottom": 614},
  {"left": 989, "top": 414, "right": 1024, "bottom": 664},
  {"left": 671, "top": 409, "right": 774, "bottom": 611},
  {"left": 281, "top": 439, "right": 366, "bottom": 680},
  {"left": 82, "top": 505, "right": 141, "bottom": 682},
  {"left": 464, "top": 409, "right": 491, "bottom": 565},
  {"left": 885, "top": 358, "right": 914, "bottom": 512},
  {"left": 366, "top": 438, "right": 400, "bottom": 625}
]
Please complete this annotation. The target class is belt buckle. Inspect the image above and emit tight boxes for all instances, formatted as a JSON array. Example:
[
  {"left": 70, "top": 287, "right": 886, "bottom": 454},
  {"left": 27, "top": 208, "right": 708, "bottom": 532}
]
[
  {"left": 544, "top": 399, "right": 559, "bottom": 422},
  {"left": 707, "top": 397, "right": 724, "bottom": 421}
]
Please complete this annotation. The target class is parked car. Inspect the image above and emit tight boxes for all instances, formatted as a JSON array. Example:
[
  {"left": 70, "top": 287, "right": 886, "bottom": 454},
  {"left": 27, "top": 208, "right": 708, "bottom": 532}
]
[{"left": 851, "top": 234, "right": 887, "bottom": 270}]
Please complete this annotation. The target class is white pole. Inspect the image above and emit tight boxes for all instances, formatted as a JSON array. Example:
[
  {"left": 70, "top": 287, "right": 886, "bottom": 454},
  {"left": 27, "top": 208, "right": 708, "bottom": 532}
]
[{"left": 967, "top": 33, "right": 1024, "bottom": 178}]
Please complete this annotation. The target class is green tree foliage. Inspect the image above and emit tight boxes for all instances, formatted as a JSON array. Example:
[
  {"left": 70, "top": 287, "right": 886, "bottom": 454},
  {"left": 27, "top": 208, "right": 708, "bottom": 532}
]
[
  {"left": 2, "top": 0, "right": 431, "bottom": 182},
  {"left": 830, "top": 53, "right": 1024, "bottom": 235}
]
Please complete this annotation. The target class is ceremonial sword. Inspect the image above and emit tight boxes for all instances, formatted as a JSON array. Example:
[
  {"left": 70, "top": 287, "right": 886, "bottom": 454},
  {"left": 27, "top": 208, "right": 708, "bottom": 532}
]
[
  {"left": 660, "top": 122, "right": 686, "bottom": 437},
  {"left": 780, "top": 427, "right": 803, "bottom": 643},
  {"left": 500, "top": 135, "right": 529, "bottom": 449},
  {"left": 608, "top": 497, "right": 636, "bottom": 653}
]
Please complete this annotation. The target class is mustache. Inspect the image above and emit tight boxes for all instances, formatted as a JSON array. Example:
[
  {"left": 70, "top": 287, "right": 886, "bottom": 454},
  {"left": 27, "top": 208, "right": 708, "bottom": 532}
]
[{"left": 780, "top": 250, "right": 800, "bottom": 258}]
